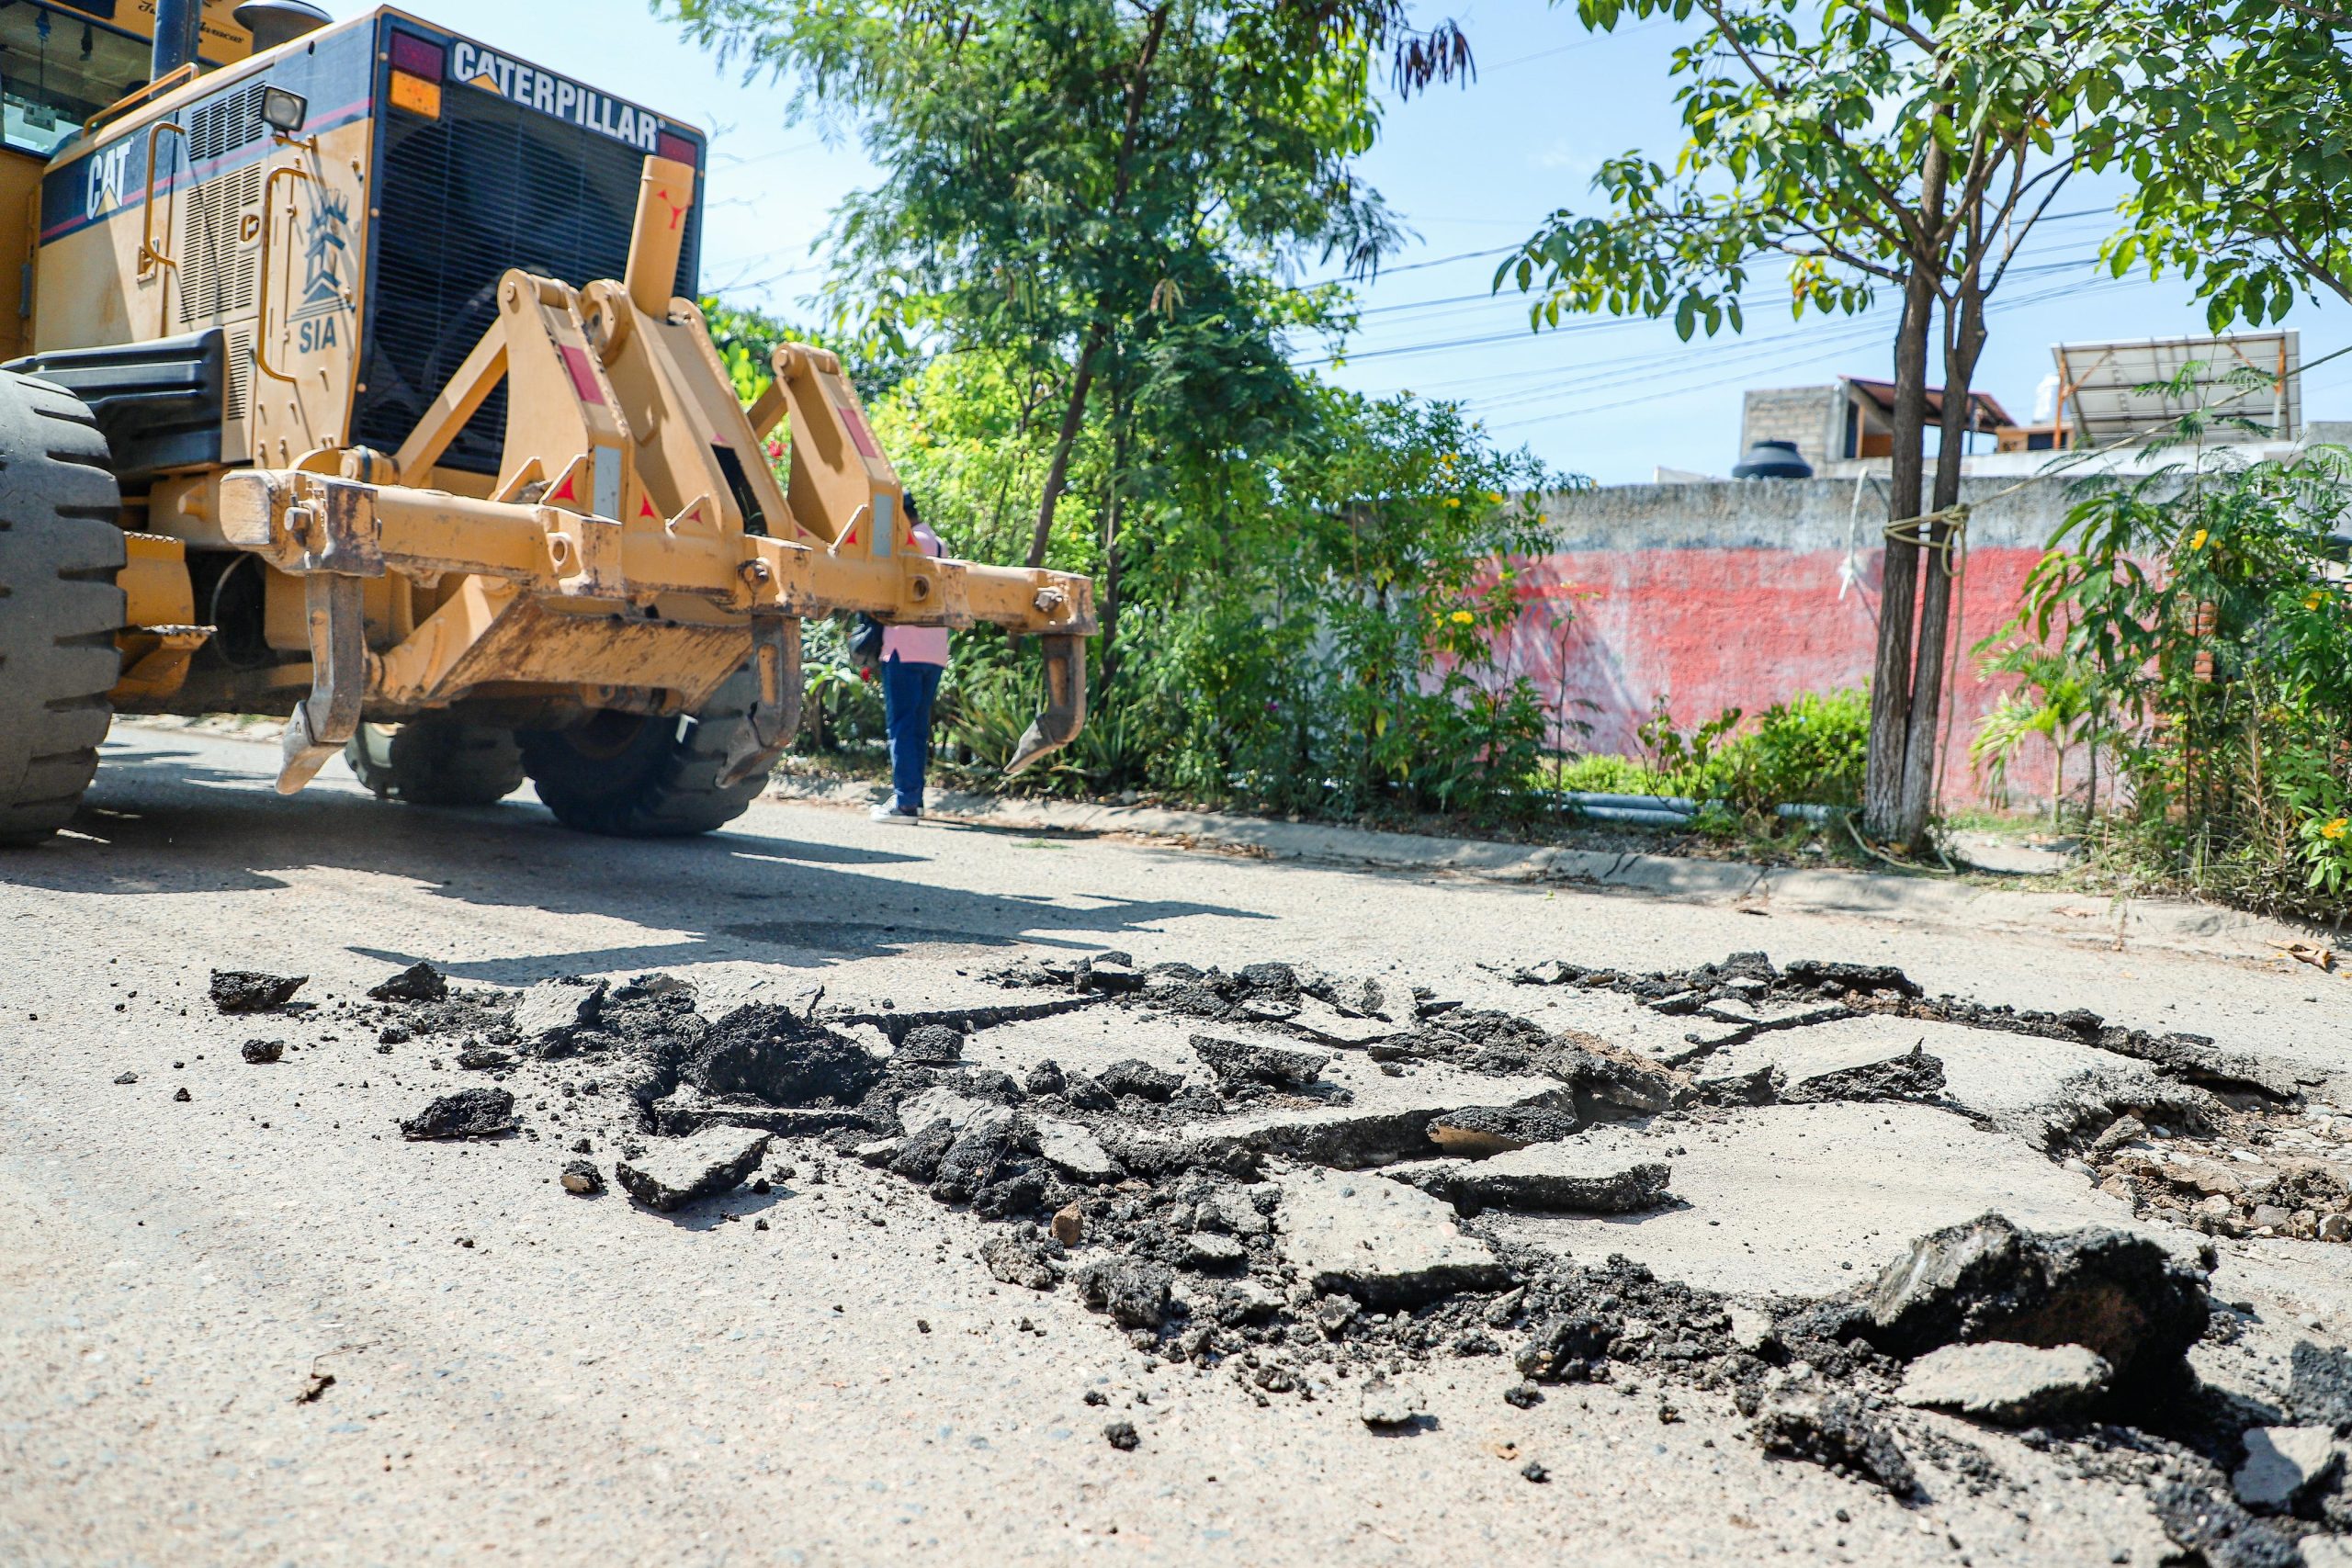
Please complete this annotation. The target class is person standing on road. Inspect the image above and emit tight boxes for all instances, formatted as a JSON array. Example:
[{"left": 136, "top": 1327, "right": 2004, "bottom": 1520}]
[{"left": 873, "top": 492, "right": 949, "bottom": 825}]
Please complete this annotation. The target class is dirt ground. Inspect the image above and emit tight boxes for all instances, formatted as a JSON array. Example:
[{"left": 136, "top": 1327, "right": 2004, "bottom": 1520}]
[{"left": 3, "top": 723, "right": 2348, "bottom": 1567}]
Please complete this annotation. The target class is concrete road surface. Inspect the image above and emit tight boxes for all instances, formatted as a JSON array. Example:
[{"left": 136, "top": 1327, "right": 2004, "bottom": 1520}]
[{"left": 3, "top": 724, "right": 2347, "bottom": 1566}]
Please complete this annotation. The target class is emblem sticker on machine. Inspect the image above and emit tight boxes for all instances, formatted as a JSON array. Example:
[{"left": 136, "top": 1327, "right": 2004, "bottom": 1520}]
[{"left": 82, "top": 141, "right": 133, "bottom": 220}]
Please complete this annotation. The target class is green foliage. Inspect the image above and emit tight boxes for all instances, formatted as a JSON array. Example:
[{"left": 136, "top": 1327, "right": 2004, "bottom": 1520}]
[
  {"left": 904, "top": 376, "right": 1559, "bottom": 821},
  {"left": 1553, "top": 752, "right": 1660, "bottom": 795},
  {"left": 2108, "top": 2, "right": 2352, "bottom": 331},
  {"left": 2017, "top": 440, "right": 2352, "bottom": 918},
  {"left": 1628, "top": 689, "right": 1871, "bottom": 812},
  {"left": 675, "top": 0, "right": 1570, "bottom": 826},
  {"left": 1719, "top": 689, "right": 1873, "bottom": 808},
  {"left": 1502, "top": 1, "right": 2156, "bottom": 340},
  {"left": 1501, "top": 0, "right": 2178, "bottom": 847},
  {"left": 1549, "top": 690, "right": 1870, "bottom": 818},
  {"left": 1966, "top": 637, "right": 2101, "bottom": 816}
]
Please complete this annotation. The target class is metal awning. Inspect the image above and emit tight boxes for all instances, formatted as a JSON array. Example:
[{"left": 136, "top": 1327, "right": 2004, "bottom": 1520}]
[{"left": 2053, "top": 332, "right": 2299, "bottom": 447}]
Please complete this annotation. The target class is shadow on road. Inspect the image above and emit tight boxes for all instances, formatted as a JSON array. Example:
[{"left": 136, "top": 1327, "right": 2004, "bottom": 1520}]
[{"left": 0, "top": 738, "right": 1267, "bottom": 983}]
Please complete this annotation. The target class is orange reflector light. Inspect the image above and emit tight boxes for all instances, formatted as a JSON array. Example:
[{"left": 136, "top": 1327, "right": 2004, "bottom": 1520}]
[{"left": 390, "top": 70, "right": 442, "bottom": 118}]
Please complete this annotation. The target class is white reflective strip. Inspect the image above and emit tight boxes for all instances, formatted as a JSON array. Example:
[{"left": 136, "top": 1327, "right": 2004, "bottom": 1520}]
[
  {"left": 871, "top": 491, "right": 894, "bottom": 558},
  {"left": 594, "top": 446, "right": 621, "bottom": 519}
]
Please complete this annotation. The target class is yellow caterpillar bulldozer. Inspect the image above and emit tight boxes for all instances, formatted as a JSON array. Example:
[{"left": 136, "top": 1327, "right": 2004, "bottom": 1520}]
[{"left": 0, "top": 0, "right": 1092, "bottom": 843}]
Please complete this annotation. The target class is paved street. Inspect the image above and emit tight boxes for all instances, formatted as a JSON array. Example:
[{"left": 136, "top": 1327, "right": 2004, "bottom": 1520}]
[{"left": 3, "top": 724, "right": 2347, "bottom": 1565}]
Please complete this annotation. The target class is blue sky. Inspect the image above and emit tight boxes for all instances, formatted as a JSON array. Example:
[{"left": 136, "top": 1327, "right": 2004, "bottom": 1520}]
[{"left": 333, "top": 0, "right": 2352, "bottom": 486}]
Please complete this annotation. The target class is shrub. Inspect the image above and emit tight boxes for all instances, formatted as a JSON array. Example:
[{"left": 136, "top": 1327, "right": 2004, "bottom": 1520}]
[{"left": 2016, "top": 446, "right": 2352, "bottom": 919}]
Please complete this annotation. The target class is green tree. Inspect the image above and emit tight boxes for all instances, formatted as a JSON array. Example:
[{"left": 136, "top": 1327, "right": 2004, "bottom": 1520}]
[
  {"left": 2109, "top": 3, "right": 2352, "bottom": 333},
  {"left": 1496, "top": 0, "right": 2164, "bottom": 851},
  {"left": 662, "top": 0, "right": 1467, "bottom": 589},
  {"left": 2016, "top": 435, "right": 2352, "bottom": 917},
  {"left": 1966, "top": 638, "right": 2100, "bottom": 819}
]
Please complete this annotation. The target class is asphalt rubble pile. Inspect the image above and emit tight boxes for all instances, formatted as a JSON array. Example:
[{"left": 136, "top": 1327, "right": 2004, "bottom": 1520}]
[
  {"left": 218, "top": 949, "right": 2350, "bottom": 1560},
  {"left": 1501, "top": 950, "right": 2352, "bottom": 1246}
]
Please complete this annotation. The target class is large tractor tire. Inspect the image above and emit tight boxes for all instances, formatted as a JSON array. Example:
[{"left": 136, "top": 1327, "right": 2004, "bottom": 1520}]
[
  {"left": 345, "top": 717, "right": 526, "bottom": 807},
  {"left": 516, "top": 665, "right": 782, "bottom": 837},
  {"left": 0, "top": 373, "right": 123, "bottom": 847}
]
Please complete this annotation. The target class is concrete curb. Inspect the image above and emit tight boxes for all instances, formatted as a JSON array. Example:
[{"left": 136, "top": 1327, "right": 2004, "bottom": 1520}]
[{"left": 777, "top": 774, "right": 2339, "bottom": 968}]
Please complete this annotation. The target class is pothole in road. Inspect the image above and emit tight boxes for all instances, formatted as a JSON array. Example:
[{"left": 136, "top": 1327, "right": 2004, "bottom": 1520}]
[{"left": 191, "top": 945, "right": 2352, "bottom": 1556}]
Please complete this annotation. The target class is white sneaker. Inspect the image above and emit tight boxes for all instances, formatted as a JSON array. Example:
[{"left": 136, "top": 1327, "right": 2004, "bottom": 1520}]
[{"left": 869, "top": 804, "right": 921, "bottom": 825}]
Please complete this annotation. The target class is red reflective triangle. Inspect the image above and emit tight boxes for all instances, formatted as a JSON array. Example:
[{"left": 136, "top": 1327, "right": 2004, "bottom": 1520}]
[
  {"left": 842, "top": 526, "right": 857, "bottom": 548},
  {"left": 549, "top": 474, "right": 577, "bottom": 503},
  {"left": 639, "top": 497, "right": 659, "bottom": 519}
]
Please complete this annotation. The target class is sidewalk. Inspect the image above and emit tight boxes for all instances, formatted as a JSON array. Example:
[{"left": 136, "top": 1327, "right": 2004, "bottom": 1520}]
[{"left": 775, "top": 774, "right": 2341, "bottom": 970}]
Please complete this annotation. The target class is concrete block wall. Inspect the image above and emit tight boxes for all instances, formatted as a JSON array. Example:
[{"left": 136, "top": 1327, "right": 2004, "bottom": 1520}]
[
  {"left": 1738, "top": 387, "right": 1848, "bottom": 474},
  {"left": 1482, "top": 476, "right": 2092, "bottom": 807}
]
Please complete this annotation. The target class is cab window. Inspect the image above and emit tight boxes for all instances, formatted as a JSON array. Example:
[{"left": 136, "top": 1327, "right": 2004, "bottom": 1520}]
[{"left": 0, "top": 5, "right": 153, "bottom": 158}]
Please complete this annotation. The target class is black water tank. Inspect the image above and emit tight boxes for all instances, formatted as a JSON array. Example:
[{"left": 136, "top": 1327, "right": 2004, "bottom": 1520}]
[{"left": 1732, "top": 438, "right": 1815, "bottom": 479}]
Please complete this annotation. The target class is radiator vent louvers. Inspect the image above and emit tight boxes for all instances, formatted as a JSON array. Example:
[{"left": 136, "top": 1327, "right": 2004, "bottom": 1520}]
[
  {"left": 178, "top": 164, "right": 263, "bottom": 326},
  {"left": 352, "top": 86, "right": 699, "bottom": 474},
  {"left": 225, "top": 324, "right": 254, "bottom": 414},
  {"left": 187, "top": 83, "right": 270, "bottom": 164}
]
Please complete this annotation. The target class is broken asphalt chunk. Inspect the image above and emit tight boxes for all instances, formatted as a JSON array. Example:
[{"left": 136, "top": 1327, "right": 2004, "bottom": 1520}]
[
  {"left": 615, "top": 1128, "right": 770, "bottom": 1212},
  {"left": 895, "top": 1023, "right": 965, "bottom": 1066},
  {"left": 209, "top": 969, "right": 306, "bottom": 1013},
  {"left": 1425, "top": 1104, "right": 1580, "bottom": 1157},
  {"left": 1274, "top": 1167, "right": 1505, "bottom": 1309},
  {"left": 1182, "top": 1232, "right": 1247, "bottom": 1272},
  {"left": 1516, "top": 1309, "right": 1619, "bottom": 1383},
  {"left": 1099, "top": 1058, "right": 1183, "bottom": 1102},
  {"left": 1863, "top": 1213, "right": 2211, "bottom": 1398},
  {"left": 2232, "top": 1426, "right": 2347, "bottom": 1514},
  {"left": 1191, "top": 1033, "right": 1328, "bottom": 1089},
  {"left": 560, "top": 1160, "right": 604, "bottom": 1196},
  {"left": 1751, "top": 1384, "right": 1917, "bottom": 1497},
  {"left": 2290, "top": 1341, "right": 2352, "bottom": 1428},
  {"left": 688, "top": 1004, "right": 883, "bottom": 1107},
  {"left": 1894, "top": 1341, "right": 2112, "bottom": 1426},
  {"left": 1035, "top": 1118, "right": 1122, "bottom": 1184},
  {"left": 1073, "top": 1256, "right": 1172, "bottom": 1329},
  {"left": 1781, "top": 1043, "right": 1946, "bottom": 1106},
  {"left": 1393, "top": 1145, "right": 1672, "bottom": 1216},
  {"left": 1781, "top": 960, "right": 1922, "bottom": 998},
  {"left": 399, "top": 1087, "right": 514, "bottom": 1141},
  {"left": 511, "top": 977, "right": 605, "bottom": 1044},
  {"left": 240, "top": 1039, "right": 283, "bottom": 1065},
  {"left": 367, "top": 962, "right": 447, "bottom": 1003},
  {"left": 980, "top": 1225, "right": 1063, "bottom": 1290},
  {"left": 1358, "top": 1377, "right": 1425, "bottom": 1429}
]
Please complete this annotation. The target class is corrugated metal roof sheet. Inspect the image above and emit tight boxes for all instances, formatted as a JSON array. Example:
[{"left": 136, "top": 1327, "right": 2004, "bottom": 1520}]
[{"left": 2052, "top": 332, "right": 2299, "bottom": 447}]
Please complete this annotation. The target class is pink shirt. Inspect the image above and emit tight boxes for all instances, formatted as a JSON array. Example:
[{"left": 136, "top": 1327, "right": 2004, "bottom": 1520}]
[{"left": 882, "top": 518, "right": 951, "bottom": 666}]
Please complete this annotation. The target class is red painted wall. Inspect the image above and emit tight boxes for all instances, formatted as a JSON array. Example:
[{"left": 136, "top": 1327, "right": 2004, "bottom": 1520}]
[{"left": 1481, "top": 545, "right": 2057, "bottom": 806}]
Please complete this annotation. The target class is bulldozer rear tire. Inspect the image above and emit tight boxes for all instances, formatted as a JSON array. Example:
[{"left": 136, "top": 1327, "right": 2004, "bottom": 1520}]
[
  {"left": 345, "top": 718, "right": 526, "bottom": 807},
  {"left": 515, "top": 666, "right": 781, "bottom": 837},
  {"left": 0, "top": 373, "right": 123, "bottom": 847}
]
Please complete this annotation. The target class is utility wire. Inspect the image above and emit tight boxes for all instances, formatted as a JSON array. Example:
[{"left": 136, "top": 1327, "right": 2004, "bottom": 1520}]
[{"left": 1462, "top": 271, "right": 2125, "bottom": 430}]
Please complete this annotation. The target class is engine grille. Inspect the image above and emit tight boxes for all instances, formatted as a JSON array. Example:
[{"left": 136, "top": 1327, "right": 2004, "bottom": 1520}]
[{"left": 352, "top": 80, "right": 701, "bottom": 475}]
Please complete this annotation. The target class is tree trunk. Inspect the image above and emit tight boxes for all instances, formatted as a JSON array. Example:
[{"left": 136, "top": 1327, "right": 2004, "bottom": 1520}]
[
  {"left": 1100, "top": 389, "right": 1129, "bottom": 694},
  {"left": 1026, "top": 321, "right": 1106, "bottom": 570},
  {"left": 1861, "top": 255, "right": 1944, "bottom": 838},
  {"left": 1892, "top": 269, "right": 1986, "bottom": 848},
  {"left": 1027, "top": 3, "right": 1168, "bottom": 570}
]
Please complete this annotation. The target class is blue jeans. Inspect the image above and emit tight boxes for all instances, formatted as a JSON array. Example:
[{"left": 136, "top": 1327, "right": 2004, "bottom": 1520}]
[{"left": 882, "top": 656, "right": 944, "bottom": 813}]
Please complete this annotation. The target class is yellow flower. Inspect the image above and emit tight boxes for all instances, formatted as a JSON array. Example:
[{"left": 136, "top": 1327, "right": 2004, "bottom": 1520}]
[
  {"left": 2189, "top": 528, "right": 2210, "bottom": 550},
  {"left": 1449, "top": 610, "right": 1476, "bottom": 625},
  {"left": 2307, "top": 591, "right": 2326, "bottom": 610},
  {"left": 2325, "top": 818, "right": 2349, "bottom": 841}
]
